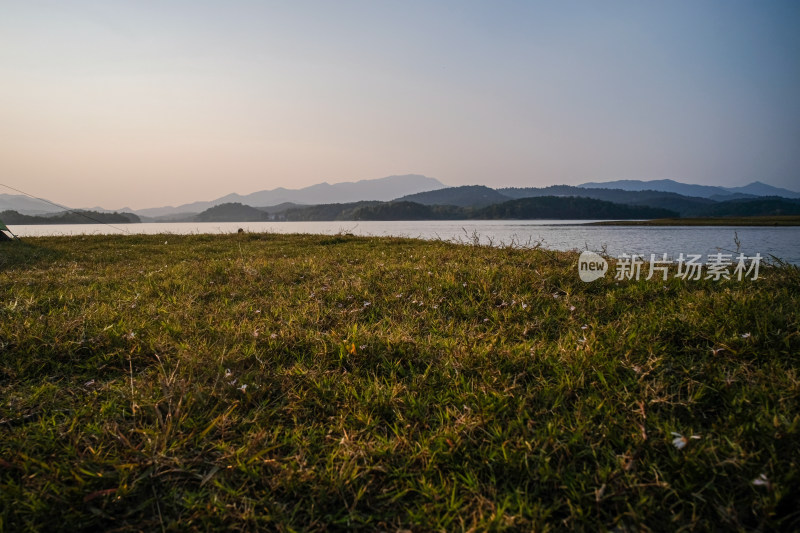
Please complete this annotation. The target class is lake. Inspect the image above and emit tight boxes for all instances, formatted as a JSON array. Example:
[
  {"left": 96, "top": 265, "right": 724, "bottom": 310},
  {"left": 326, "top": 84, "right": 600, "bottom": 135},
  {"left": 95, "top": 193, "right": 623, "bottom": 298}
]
[{"left": 10, "top": 220, "right": 800, "bottom": 264}]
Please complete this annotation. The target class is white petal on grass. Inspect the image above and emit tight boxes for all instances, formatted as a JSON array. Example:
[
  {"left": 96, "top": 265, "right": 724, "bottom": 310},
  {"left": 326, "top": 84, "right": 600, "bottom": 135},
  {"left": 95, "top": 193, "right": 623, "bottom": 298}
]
[
  {"left": 671, "top": 433, "right": 688, "bottom": 450},
  {"left": 671, "top": 432, "right": 701, "bottom": 450}
]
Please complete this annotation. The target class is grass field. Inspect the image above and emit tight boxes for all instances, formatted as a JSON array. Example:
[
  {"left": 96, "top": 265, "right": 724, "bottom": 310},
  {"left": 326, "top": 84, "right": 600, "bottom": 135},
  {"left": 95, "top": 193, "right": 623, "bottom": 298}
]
[{"left": 1, "top": 233, "right": 799, "bottom": 531}]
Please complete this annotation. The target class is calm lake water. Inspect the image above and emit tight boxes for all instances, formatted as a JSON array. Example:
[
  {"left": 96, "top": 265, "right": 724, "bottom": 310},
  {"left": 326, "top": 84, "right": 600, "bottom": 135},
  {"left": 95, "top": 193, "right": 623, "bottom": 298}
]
[{"left": 11, "top": 220, "right": 800, "bottom": 264}]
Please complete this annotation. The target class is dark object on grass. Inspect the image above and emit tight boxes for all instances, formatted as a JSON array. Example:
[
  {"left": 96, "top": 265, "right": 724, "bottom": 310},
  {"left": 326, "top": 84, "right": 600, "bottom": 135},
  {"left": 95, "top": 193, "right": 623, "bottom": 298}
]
[{"left": 0, "top": 218, "right": 18, "bottom": 240}]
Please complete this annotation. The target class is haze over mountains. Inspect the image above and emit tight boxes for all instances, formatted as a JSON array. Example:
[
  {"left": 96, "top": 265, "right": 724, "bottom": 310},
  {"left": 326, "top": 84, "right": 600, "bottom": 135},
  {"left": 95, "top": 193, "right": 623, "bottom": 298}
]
[
  {"left": 578, "top": 179, "right": 800, "bottom": 200},
  {"left": 1, "top": 175, "right": 799, "bottom": 222},
  {"left": 0, "top": 194, "right": 69, "bottom": 215},
  {"left": 135, "top": 175, "right": 445, "bottom": 218}
]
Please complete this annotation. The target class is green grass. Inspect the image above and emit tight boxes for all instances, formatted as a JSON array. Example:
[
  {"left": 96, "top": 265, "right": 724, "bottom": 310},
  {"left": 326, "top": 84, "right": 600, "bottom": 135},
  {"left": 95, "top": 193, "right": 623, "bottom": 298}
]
[{"left": 1, "top": 233, "right": 799, "bottom": 531}]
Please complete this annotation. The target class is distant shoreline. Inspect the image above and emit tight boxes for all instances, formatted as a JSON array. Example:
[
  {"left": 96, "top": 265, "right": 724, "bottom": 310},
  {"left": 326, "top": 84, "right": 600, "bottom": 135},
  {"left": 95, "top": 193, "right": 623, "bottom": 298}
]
[
  {"left": 587, "top": 215, "right": 800, "bottom": 226},
  {"left": 6, "top": 215, "right": 800, "bottom": 227}
]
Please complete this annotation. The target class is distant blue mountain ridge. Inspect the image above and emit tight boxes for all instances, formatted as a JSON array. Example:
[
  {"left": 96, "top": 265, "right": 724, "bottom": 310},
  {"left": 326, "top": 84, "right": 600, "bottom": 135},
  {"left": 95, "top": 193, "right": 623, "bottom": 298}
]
[
  {"left": 578, "top": 179, "right": 800, "bottom": 199},
  {"left": 1, "top": 176, "right": 797, "bottom": 217}
]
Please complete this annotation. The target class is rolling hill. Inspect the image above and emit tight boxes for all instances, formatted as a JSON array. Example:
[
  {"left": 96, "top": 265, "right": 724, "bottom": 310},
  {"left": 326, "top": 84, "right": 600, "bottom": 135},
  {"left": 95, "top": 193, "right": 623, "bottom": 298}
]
[
  {"left": 394, "top": 185, "right": 510, "bottom": 207},
  {"left": 0, "top": 210, "right": 140, "bottom": 225},
  {"left": 578, "top": 179, "right": 800, "bottom": 199},
  {"left": 4, "top": 177, "right": 798, "bottom": 223},
  {"left": 0, "top": 194, "right": 65, "bottom": 215},
  {"left": 498, "top": 186, "right": 714, "bottom": 216},
  {"left": 194, "top": 203, "right": 271, "bottom": 222},
  {"left": 135, "top": 175, "right": 446, "bottom": 218},
  {"left": 277, "top": 197, "right": 677, "bottom": 221},
  {"left": 476, "top": 197, "right": 677, "bottom": 220}
]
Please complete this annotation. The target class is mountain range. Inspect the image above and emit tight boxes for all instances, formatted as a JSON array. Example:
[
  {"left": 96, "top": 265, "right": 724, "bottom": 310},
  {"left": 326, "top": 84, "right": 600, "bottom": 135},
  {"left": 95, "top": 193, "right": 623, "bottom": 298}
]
[
  {"left": 134, "top": 174, "right": 445, "bottom": 218},
  {"left": 578, "top": 179, "right": 800, "bottom": 200},
  {"left": 1, "top": 176, "right": 799, "bottom": 221},
  {"left": 0, "top": 194, "right": 67, "bottom": 215}
]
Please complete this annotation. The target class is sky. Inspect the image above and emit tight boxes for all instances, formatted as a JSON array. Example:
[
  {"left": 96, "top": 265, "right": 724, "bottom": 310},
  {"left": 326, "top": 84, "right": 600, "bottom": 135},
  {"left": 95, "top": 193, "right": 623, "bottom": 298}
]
[{"left": 1, "top": 1, "right": 799, "bottom": 209}]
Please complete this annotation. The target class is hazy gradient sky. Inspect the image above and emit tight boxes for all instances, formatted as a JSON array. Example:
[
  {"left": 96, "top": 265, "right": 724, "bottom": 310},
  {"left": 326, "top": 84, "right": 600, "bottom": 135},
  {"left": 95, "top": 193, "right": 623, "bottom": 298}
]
[{"left": 1, "top": 1, "right": 799, "bottom": 209}]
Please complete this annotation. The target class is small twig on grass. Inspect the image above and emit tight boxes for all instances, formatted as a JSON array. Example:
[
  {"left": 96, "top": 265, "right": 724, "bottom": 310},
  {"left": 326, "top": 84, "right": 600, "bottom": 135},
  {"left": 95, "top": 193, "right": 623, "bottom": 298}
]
[
  {"left": 152, "top": 484, "right": 165, "bottom": 533},
  {"left": 129, "top": 351, "right": 138, "bottom": 418}
]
